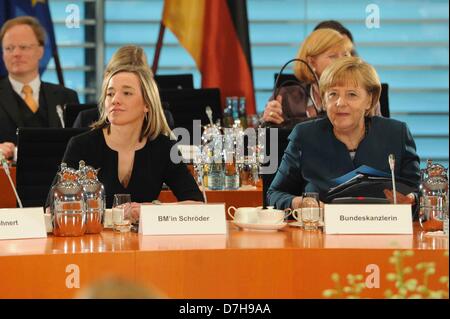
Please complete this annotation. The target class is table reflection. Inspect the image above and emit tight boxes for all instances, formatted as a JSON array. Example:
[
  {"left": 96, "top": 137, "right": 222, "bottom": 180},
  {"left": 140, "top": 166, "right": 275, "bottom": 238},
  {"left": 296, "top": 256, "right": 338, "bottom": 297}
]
[{"left": 416, "top": 230, "right": 449, "bottom": 250}]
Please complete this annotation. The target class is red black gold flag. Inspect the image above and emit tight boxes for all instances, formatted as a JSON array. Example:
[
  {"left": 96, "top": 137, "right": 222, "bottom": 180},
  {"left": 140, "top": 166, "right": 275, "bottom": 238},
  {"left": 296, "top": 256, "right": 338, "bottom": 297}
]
[{"left": 163, "top": 0, "right": 256, "bottom": 114}]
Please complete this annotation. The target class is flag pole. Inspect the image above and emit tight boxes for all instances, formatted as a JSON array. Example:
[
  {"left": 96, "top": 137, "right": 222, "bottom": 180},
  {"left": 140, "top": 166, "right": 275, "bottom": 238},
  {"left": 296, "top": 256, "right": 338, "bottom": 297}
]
[
  {"left": 52, "top": 48, "right": 65, "bottom": 86},
  {"left": 152, "top": 21, "right": 166, "bottom": 75}
]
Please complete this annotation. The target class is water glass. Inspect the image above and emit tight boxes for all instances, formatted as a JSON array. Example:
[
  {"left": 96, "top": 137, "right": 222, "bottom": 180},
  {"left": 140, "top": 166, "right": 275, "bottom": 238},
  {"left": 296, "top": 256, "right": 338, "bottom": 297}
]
[
  {"left": 300, "top": 192, "right": 322, "bottom": 231},
  {"left": 112, "top": 194, "right": 131, "bottom": 232}
]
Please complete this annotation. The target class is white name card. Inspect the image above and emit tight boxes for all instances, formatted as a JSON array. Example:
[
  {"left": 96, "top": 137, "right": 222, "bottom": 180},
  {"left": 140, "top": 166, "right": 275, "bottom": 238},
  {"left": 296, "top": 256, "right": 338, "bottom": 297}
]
[
  {"left": 139, "top": 204, "right": 227, "bottom": 235},
  {"left": 324, "top": 204, "right": 413, "bottom": 234},
  {"left": 0, "top": 208, "right": 47, "bottom": 240}
]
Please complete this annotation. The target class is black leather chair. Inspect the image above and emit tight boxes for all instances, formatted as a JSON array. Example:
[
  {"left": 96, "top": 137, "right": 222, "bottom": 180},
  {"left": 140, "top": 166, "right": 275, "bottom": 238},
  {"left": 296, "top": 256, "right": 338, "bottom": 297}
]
[
  {"left": 16, "top": 128, "right": 88, "bottom": 207},
  {"left": 273, "top": 73, "right": 390, "bottom": 118},
  {"left": 261, "top": 127, "right": 293, "bottom": 207},
  {"left": 154, "top": 73, "right": 194, "bottom": 90},
  {"left": 159, "top": 88, "right": 222, "bottom": 144},
  {"left": 64, "top": 103, "right": 97, "bottom": 128},
  {"left": 380, "top": 83, "right": 390, "bottom": 118}
]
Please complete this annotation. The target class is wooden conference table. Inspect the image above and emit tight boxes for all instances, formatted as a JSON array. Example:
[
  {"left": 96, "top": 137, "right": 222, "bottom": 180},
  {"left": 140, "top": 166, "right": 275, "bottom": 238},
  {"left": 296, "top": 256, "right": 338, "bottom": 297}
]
[
  {"left": 0, "top": 167, "right": 263, "bottom": 214},
  {"left": 0, "top": 167, "right": 16, "bottom": 208},
  {"left": 0, "top": 223, "right": 448, "bottom": 299}
]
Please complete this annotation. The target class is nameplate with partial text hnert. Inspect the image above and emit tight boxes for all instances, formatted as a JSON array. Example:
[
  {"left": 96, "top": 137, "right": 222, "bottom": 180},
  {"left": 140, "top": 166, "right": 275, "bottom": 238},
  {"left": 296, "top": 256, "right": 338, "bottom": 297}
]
[
  {"left": 324, "top": 204, "right": 413, "bottom": 234},
  {"left": 139, "top": 204, "right": 227, "bottom": 235},
  {"left": 0, "top": 208, "right": 47, "bottom": 240}
]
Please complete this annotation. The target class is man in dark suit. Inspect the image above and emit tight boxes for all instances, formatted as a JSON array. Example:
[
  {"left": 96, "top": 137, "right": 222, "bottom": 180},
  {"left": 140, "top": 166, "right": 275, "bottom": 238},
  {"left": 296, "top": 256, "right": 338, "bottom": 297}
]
[{"left": 0, "top": 16, "right": 79, "bottom": 159}]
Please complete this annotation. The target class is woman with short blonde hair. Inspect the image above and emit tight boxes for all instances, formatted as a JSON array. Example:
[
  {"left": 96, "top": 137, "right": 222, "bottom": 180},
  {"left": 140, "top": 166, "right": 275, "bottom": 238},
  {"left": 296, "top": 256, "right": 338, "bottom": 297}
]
[
  {"left": 268, "top": 57, "right": 420, "bottom": 215},
  {"left": 319, "top": 57, "right": 381, "bottom": 116},
  {"left": 294, "top": 28, "right": 352, "bottom": 83},
  {"left": 263, "top": 28, "right": 353, "bottom": 127}
]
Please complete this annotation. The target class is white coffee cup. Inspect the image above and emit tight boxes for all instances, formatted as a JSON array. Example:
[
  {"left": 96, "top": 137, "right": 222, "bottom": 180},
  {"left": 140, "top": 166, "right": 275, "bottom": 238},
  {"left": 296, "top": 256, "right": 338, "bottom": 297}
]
[
  {"left": 258, "top": 208, "right": 291, "bottom": 224},
  {"left": 227, "top": 206, "right": 259, "bottom": 224}
]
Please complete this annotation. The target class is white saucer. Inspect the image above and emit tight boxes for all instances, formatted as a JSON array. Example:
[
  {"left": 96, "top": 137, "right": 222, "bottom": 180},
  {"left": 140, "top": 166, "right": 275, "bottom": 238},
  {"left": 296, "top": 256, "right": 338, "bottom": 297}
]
[
  {"left": 289, "top": 221, "right": 325, "bottom": 228},
  {"left": 233, "top": 221, "right": 287, "bottom": 231}
]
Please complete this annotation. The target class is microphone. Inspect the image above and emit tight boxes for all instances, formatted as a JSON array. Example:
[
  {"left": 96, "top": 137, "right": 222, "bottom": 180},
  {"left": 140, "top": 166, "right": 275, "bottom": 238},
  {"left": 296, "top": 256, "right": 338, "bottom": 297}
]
[
  {"left": 205, "top": 106, "right": 213, "bottom": 126},
  {"left": 272, "top": 58, "right": 320, "bottom": 100},
  {"left": 56, "top": 104, "right": 65, "bottom": 128},
  {"left": 0, "top": 150, "right": 23, "bottom": 208},
  {"left": 388, "top": 154, "right": 397, "bottom": 204}
]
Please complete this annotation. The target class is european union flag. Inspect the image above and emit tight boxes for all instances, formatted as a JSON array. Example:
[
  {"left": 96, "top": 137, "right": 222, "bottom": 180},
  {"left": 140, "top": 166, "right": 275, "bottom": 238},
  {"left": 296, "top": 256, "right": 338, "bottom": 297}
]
[{"left": 0, "top": 0, "right": 57, "bottom": 77}]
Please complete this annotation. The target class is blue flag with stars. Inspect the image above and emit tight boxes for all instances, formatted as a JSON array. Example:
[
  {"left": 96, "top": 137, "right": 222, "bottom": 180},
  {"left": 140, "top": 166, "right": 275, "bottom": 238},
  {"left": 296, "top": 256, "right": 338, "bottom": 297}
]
[{"left": 0, "top": 0, "right": 57, "bottom": 77}]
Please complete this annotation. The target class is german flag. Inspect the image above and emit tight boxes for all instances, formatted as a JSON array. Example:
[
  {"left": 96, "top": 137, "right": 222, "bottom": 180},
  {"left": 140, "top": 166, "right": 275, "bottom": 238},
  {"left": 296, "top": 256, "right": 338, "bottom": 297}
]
[{"left": 163, "top": 0, "right": 256, "bottom": 115}]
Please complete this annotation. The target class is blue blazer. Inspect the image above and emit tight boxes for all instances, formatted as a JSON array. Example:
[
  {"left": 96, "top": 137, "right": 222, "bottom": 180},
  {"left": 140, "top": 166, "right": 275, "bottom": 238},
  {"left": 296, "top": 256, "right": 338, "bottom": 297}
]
[{"left": 267, "top": 116, "right": 420, "bottom": 209}]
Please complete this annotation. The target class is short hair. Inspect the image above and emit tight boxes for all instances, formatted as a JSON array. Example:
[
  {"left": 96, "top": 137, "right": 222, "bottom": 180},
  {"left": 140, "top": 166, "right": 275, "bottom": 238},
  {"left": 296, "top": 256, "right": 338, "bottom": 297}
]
[
  {"left": 0, "top": 16, "right": 46, "bottom": 46},
  {"left": 314, "top": 20, "right": 354, "bottom": 43},
  {"left": 319, "top": 57, "right": 381, "bottom": 116},
  {"left": 294, "top": 29, "right": 353, "bottom": 83},
  {"left": 94, "top": 47, "right": 171, "bottom": 141}
]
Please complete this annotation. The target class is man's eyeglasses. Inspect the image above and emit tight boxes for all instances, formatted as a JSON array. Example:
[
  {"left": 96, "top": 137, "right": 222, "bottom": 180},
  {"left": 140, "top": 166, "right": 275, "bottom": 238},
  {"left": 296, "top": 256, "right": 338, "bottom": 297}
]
[{"left": 2, "top": 44, "right": 40, "bottom": 53}]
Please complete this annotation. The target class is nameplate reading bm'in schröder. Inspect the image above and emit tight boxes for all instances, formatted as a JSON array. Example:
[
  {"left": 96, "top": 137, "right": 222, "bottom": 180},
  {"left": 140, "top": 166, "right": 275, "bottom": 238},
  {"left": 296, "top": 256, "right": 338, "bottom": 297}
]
[
  {"left": 158, "top": 215, "right": 211, "bottom": 222},
  {"left": 0, "top": 208, "right": 47, "bottom": 240},
  {"left": 139, "top": 204, "right": 226, "bottom": 235},
  {"left": 324, "top": 204, "right": 413, "bottom": 234}
]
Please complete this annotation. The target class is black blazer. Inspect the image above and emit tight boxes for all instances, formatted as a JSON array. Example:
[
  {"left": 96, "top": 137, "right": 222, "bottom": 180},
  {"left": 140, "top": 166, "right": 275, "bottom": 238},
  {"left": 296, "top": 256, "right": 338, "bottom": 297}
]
[
  {"left": 61, "top": 128, "right": 203, "bottom": 207},
  {"left": 0, "top": 77, "right": 79, "bottom": 143},
  {"left": 267, "top": 116, "right": 421, "bottom": 209}
]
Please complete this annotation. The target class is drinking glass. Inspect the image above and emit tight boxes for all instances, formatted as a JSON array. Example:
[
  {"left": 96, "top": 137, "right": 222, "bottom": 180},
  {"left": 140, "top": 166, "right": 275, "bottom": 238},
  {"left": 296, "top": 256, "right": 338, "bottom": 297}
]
[
  {"left": 112, "top": 194, "right": 131, "bottom": 232},
  {"left": 300, "top": 192, "right": 322, "bottom": 231}
]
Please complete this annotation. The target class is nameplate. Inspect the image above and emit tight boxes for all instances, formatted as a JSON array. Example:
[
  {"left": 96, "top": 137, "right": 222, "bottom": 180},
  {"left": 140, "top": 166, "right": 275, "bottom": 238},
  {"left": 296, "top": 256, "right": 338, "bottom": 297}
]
[
  {"left": 139, "top": 204, "right": 227, "bottom": 235},
  {"left": 0, "top": 208, "right": 47, "bottom": 240},
  {"left": 324, "top": 204, "right": 413, "bottom": 234}
]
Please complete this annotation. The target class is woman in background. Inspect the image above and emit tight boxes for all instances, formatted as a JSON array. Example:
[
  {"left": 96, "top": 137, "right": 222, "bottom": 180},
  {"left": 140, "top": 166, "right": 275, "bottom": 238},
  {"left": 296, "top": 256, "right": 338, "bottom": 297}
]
[
  {"left": 72, "top": 45, "right": 174, "bottom": 129},
  {"left": 262, "top": 28, "right": 353, "bottom": 128}
]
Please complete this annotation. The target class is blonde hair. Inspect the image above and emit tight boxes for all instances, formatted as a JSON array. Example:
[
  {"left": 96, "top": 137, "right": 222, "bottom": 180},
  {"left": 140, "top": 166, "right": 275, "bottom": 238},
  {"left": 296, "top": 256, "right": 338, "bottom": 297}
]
[
  {"left": 319, "top": 57, "right": 381, "bottom": 116},
  {"left": 293, "top": 28, "right": 353, "bottom": 83},
  {"left": 0, "top": 16, "right": 46, "bottom": 46},
  {"left": 104, "top": 45, "right": 150, "bottom": 76},
  {"left": 93, "top": 47, "right": 171, "bottom": 141}
]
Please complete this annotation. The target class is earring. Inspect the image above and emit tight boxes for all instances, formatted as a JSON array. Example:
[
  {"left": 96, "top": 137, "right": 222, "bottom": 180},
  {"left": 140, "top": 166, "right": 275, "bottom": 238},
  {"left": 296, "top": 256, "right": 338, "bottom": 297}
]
[
  {"left": 105, "top": 116, "right": 110, "bottom": 125},
  {"left": 144, "top": 112, "right": 148, "bottom": 122}
]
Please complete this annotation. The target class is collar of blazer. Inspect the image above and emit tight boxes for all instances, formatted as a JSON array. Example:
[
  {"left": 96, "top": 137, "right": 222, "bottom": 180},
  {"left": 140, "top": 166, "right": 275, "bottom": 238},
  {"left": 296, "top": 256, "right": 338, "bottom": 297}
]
[
  {"left": 0, "top": 78, "right": 63, "bottom": 128},
  {"left": 0, "top": 77, "right": 24, "bottom": 127}
]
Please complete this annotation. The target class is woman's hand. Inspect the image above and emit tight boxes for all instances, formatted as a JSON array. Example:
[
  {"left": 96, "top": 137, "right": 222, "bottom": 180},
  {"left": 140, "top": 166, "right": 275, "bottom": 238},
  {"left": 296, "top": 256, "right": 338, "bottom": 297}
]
[
  {"left": 0, "top": 142, "right": 15, "bottom": 159},
  {"left": 383, "top": 189, "right": 416, "bottom": 205},
  {"left": 124, "top": 202, "right": 141, "bottom": 224},
  {"left": 262, "top": 95, "right": 284, "bottom": 124},
  {"left": 291, "top": 196, "right": 324, "bottom": 209}
]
